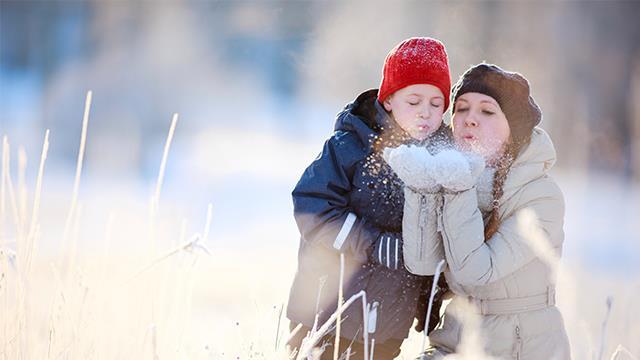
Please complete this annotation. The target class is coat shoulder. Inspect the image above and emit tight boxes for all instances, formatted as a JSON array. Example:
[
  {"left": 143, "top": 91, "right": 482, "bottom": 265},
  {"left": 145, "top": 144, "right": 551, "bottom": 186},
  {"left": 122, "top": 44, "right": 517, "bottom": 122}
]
[
  {"left": 331, "top": 129, "right": 368, "bottom": 151},
  {"left": 503, "top": 174, "right": 565, "bottom": 241},
  {"left": 327, "top": 129, "right": 370, "bottom": 164},
  {"left": 516, "top": 174, "right": 565, "bottom": 210}
]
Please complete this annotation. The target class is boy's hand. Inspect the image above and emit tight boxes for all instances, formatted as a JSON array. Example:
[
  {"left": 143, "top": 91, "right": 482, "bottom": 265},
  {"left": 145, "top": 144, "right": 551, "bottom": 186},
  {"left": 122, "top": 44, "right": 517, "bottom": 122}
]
[{"left": 371, "top": 232, "right": 404, "bottom": 270}]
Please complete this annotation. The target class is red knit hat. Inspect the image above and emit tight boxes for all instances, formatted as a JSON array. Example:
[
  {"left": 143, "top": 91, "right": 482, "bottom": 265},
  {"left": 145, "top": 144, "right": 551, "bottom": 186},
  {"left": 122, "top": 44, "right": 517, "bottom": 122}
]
[{"left": 378, "top": 37, "right": 451, "bottom": 111}]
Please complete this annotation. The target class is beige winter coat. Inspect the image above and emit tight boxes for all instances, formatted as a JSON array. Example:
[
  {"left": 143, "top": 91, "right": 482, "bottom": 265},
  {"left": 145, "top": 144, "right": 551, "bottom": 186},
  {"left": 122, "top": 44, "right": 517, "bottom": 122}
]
[{"left": 404, "top": 127, "right": 571, "bottom": 359}]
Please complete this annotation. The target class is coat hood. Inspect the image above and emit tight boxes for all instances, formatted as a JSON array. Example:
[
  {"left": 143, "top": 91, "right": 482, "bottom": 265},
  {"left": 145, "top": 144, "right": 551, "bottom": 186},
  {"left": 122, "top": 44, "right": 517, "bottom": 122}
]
[
  {"left": 504, "top": 126, "right": 557, "bottom": 191},
  {"left": 333, "top": 89, "right": 397, "bottom": 148},
  {"left": 333, "top": 89, "right": 450, "bottom": 151}
]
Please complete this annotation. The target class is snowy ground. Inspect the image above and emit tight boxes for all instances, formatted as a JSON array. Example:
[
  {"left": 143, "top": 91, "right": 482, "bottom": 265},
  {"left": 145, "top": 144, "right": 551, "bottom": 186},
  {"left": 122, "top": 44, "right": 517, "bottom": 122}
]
[
  {"left": 14, "top": 166, "right": 636, "bottom": 359},
  {"left": 2, "top": 125, "right": 638, "bottom": 359}
]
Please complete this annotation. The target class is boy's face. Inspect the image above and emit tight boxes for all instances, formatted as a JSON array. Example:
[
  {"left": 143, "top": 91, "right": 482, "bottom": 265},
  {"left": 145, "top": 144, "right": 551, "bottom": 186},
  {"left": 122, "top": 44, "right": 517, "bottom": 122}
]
[
  {"left": 451, "top": 92, "right": 511, "bottom": 161},
  {"left": 382, "top": 84, "right": 445, "bottom": 141}
]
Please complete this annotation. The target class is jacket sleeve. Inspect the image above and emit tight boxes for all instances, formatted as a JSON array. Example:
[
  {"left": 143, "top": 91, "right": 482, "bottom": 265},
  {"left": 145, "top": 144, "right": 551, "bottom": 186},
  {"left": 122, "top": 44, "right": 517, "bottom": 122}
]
[
  {"left": 292, "top": 132, "right": 382, "bottom": 262},
  {"left": 402, "top": 186, "right": 445, "bottom": 275},
  {"left": 438, "top": 178, "right": 565, "bottom": 286}
]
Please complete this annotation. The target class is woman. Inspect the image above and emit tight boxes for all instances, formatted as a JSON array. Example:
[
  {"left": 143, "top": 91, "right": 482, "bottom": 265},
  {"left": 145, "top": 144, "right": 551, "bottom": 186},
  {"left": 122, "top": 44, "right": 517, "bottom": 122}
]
[{"left": 388, "top": 63, "right": 571, "bottom": 359}]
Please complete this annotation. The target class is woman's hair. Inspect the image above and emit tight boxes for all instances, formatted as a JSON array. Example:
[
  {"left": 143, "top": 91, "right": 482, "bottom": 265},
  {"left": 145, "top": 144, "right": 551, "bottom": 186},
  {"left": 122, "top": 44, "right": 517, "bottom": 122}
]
[
  {"left": 483, "top": 136, "right": 532, "bottom": 240},
  {"left": 484, "top": 152, "right": 514, "bottom": 240}
]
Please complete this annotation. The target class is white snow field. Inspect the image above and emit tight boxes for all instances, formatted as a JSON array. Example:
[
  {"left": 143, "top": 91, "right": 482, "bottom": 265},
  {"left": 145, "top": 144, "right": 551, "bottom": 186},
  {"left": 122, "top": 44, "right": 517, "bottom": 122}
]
[{"left": 0, "top": 125, "right": 637, "bottom": 359}]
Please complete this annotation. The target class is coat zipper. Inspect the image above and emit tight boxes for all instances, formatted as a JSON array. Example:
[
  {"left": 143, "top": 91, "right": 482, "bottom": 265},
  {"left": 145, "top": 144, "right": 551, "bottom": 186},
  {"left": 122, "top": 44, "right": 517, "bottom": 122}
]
[
  {"left": 435, "top": 195, "right": 444, "bottom": 233},
  {"left": 431, "top": 194, "right": 451, "bottom": 273},
  {"left": 512, "top": 325, "right": 522, "bottom": 359},
  {"left": 418, "top": 194, "right": 426, "bottom": 261}
]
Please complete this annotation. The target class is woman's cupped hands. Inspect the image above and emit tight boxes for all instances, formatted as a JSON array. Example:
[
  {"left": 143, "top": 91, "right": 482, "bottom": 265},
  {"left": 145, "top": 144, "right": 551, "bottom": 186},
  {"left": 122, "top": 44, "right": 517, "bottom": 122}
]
[{"left": 382, "top": 145, "right": 485, "bottom": 193}]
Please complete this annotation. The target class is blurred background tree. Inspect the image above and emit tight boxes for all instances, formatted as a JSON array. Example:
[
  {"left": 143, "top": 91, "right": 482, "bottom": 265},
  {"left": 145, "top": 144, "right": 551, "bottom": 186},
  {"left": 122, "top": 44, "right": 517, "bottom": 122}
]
[{"left": 1, "top": 0, "right": 639, "bottom": 182}]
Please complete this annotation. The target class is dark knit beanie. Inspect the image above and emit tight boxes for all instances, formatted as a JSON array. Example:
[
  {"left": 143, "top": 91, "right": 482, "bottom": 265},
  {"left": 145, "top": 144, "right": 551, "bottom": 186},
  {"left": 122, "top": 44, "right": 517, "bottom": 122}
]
[{"left": 451, "top": 63, "right": 541, "bottom": 151}]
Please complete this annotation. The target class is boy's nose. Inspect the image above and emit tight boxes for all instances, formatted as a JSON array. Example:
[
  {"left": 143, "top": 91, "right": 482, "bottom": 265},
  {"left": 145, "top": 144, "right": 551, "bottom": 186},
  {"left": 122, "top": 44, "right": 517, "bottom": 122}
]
[{"left": 417, "top": 105, "right": 431, "bottom": 119}]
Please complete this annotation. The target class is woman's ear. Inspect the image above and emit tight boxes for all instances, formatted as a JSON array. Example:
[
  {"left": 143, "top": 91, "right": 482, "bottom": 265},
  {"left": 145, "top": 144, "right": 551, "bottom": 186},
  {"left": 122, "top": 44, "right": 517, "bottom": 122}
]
[{"left": 383, "top": 97, "right": 393, "bottom": 112}]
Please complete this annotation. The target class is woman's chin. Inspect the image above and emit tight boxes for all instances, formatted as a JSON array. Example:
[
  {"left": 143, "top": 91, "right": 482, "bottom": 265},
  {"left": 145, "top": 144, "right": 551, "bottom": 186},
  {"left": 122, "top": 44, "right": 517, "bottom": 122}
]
[{"left": 455, "top": 139, "right": 476, "bottom": 152}]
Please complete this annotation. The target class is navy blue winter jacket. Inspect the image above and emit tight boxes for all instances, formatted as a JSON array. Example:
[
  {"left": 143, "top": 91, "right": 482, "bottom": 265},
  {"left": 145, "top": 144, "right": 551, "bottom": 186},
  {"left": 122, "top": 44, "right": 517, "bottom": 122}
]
[{"left": 286, "top": 89, "right": 449, "bottom": 343}]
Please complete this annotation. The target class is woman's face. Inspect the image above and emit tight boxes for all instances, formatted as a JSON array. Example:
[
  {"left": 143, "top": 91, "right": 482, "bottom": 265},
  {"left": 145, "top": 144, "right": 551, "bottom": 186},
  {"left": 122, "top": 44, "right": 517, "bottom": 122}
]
[
  {"left": 383, "top": 84, "right": 445, "bottom": 141},
  {"left": 451, "top": 92, "right": 511, "bottom": 161}
]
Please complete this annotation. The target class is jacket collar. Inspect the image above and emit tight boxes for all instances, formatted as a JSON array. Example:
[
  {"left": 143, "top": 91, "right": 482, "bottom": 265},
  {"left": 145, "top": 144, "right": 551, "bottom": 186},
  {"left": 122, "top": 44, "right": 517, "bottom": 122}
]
[
  {"left": 503, "top": 127, "right": 557, "bottom": 191},
  {"left": 334, "top": 89, "right": 420, "bottom": 151}
]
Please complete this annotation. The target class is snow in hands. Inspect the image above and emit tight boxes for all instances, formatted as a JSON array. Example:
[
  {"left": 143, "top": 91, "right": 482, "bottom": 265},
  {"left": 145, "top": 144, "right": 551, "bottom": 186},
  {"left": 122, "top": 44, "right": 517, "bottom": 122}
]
[{"left": 382, "top": 145, "right": 485, "bottom": 192}]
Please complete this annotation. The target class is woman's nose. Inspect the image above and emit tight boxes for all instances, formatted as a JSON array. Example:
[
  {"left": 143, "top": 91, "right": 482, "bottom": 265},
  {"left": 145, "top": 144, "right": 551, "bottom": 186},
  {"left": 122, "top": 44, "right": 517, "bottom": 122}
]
[{"left": 465, "top": 115, "right": 478, "bottom": 127}]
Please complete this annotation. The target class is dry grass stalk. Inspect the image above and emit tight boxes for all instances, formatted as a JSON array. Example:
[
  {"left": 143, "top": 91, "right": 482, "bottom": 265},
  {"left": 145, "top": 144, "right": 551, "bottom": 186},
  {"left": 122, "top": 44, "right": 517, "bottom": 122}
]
[
  {"left": 334, "top": 253, "right": 345, "bottom": 360},
  {"left": 62, "top": 90, "right": 92, "bottom": 261},
  {"left": 296, "top": 290, "right": 370, "bottom": 360},
  {"left": 421, "top": 259, "right": 446, "bottom": 352},
  {"left": 24, "top": 129, "right": 49, "bottom": 276},
  {"left": 148, "top": 113, "right": 178, "bottom": 255}
]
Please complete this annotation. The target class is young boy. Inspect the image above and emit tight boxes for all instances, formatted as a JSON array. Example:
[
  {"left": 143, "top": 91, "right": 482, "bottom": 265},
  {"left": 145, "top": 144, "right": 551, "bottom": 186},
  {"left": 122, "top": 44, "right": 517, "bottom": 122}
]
[{"left": 286, "top": 37, "right": 451, "bottom": 359}]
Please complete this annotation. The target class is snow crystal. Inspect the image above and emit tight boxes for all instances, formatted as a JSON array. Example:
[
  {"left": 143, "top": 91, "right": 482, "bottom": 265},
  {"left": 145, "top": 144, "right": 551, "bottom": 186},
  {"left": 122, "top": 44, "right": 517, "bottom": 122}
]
[
  {"left": 383, "top": 145, "right": 485, "bottom": 191},
  {"left": 382, "top": 145, "right": 438, "bottom": 190}
]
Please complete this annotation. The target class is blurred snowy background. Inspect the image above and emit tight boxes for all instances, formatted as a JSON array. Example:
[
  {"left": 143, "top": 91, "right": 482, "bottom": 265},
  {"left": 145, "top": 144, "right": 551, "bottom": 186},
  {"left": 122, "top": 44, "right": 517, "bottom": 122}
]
[
  {"left": 2, "top": 0, "right": 639, "bottom": 273},
  {"left": 1, "top": 1, "right": 639, "bottom": 358}
]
